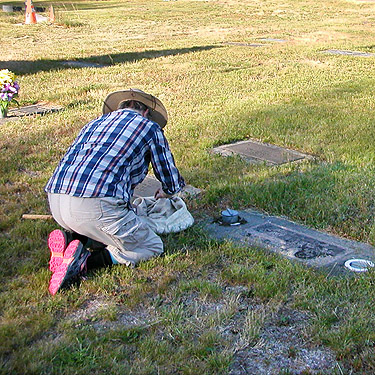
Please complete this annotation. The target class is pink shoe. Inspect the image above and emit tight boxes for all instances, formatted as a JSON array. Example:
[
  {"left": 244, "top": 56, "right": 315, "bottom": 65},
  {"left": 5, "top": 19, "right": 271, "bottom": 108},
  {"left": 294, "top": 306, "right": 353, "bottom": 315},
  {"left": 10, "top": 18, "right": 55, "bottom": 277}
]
[
  {"left": 48, "top": 240, "right": 90, "bottom": 296},
  {"left": 48, "top": 229, "right": 70, "bottom": 273}
]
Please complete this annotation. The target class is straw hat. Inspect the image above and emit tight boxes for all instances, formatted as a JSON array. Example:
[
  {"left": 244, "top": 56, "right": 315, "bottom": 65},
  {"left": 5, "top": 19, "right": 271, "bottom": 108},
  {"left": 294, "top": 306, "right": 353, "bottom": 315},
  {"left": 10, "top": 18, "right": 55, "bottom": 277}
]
[{"left": 102, "top": 88, "right": 168, "bottom": 128}]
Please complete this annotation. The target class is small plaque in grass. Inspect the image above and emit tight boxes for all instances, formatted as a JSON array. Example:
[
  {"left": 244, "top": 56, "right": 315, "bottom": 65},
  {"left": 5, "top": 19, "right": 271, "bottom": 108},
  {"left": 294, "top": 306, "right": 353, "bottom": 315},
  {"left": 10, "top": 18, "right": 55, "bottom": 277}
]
[
  {"left": 212, "top": 139, "right": 311, "bottom": 166},
  {"left": 1, "top": 103, "right": 64, "bottom": 123},
  {"left": 8, "top": 103, "right": 63, "bottom": 117},
  {"left": 223, "top": 42, "right": 265, "bottom": 47},
  {"left": 132, "top": 175, "right": 201, "bottom": 199},
  {"left": 258, "top": 38, "right": 286, "bottom": 42},
  {"left": 323, "top": 49, "right": 375, "bottom": 57},
  {"left": 60, "top": 61, "right": 107, "bottom": 68}
]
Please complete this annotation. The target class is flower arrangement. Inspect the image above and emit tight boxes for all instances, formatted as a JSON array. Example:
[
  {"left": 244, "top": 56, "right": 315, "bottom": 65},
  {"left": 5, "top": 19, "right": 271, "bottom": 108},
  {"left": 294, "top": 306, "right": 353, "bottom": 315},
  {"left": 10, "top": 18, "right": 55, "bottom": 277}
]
[{"left": 0, "top": 69, "right": 20, "bottom": 118}]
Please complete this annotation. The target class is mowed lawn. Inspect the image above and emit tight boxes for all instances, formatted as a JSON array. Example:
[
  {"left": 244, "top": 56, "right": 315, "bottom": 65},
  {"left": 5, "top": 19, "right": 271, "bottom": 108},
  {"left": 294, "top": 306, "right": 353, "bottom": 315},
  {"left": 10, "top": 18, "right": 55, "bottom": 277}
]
[{"left": 1, "top": 0, "right": 375, "bottom": 374}]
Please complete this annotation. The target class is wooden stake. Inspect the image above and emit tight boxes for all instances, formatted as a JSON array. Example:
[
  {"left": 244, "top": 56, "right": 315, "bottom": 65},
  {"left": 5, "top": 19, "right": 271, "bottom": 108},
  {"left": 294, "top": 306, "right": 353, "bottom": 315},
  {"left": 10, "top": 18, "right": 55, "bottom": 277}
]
[{"left": 22, "top": 214, "right": 53, "bottom": 220}]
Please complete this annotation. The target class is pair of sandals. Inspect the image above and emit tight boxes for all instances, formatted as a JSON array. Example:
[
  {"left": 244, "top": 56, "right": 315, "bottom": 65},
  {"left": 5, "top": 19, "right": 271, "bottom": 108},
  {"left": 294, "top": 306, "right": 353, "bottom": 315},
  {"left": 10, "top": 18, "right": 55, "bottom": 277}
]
[{"left": 47, "top": 229, "right": 91, "bottom": 295}]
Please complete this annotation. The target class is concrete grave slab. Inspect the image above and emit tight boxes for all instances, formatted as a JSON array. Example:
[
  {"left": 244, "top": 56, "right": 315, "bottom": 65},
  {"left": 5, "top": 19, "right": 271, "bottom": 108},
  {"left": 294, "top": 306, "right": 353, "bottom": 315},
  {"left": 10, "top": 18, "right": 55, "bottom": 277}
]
[
  {"left": 0, "top": 103, "right": 64, "bottom": 124},
  {"left": 212, "top": 139, "right": 311, "bottom": 166},
  {"left": 323, "top": 49, "right": 375, "bottom": 57},
  {"left": 258, "top": 38, "right": 287, "bottom": 43},
  {"left": 9, "top": 103, "right": 63, "bottom": 117},
  {"left": 60, "top": 61, "right": 107, "bottom": 68},
  {"left": 223, "top": 42, "right": 265, "bottom": 47},
  {"left": 132, "top": 175, "right": 201, "bottom": 199},
  {"left": 204, "top": 209, "right": 375, "bottom": 275}
]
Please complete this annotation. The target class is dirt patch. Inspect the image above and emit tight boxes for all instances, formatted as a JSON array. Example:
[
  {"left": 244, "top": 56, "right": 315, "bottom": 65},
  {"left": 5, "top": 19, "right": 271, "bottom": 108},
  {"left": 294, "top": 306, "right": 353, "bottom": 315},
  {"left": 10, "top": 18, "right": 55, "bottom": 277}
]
[
  {"left": 300, "top": 59, "right": 332, "bottom": 69},
  {"left": 67, "top": 296, "right": 155, "bottom": 331},
  {"left": 229, "top": 307, "right": 337, "bottom": 375},
  {"left": 65, "top": 290, "right": 338, "bottom": 374},
  {"left": 68, "top": 297, "right": 112, "bottom": 322}
]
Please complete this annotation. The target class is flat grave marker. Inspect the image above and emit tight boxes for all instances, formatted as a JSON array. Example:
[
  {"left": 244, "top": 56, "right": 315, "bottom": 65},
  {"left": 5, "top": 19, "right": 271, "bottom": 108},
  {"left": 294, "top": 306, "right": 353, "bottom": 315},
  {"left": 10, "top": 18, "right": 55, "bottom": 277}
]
[
  {"left": 258, "top": 38, "right": 286, "bottom": 43},
  {"left": 133, "top": 175, "right": 201, "bottom": 199},
  {"left": 323, "top": 49, "right": 375, "bottom": 57},
  {"left": 60, "top": 61, "right": 107, "bottom": 68},
  {"left": 204, "top": 209, "right": 375, "bottom": 275},
  {"left": 0, "top": 103, "right": 64, "bottom": 124},
  {"left": 212, "top": 139, "right": 311, "bottom": 166},
  {"left": 223, "top": 42, "right": 265, "bottom": 47}
]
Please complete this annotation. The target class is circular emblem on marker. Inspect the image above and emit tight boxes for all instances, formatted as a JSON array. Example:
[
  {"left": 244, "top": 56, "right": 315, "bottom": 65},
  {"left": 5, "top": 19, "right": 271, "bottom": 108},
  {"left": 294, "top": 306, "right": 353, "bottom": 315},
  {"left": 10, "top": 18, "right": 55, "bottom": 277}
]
[{"left": 344, "top": 259, "right": 374, "bottom": 272}]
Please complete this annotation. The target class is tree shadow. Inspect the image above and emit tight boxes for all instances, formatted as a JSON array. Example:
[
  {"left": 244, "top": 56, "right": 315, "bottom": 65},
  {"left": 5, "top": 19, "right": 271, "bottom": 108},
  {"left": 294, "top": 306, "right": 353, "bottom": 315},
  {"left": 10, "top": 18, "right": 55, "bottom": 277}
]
[
  {"left": 358, "top": 45, "right": 375, "bottom": 51},
  {"left": 1, "top": 75, "right": 374, "bottom": 245},
  {"left": 192, "top": 79, "right": 375, "bottom": 241},
  {"left": 0, "top": 45, "right": 222, "bottom": 75}
]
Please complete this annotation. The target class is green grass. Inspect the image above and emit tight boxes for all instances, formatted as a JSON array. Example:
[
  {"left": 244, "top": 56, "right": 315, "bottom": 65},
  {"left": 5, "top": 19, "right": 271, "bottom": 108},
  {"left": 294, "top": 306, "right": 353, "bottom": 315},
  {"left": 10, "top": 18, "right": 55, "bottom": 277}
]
[{"left": 2, "top": 0, "right": 375, "bottom": 373}]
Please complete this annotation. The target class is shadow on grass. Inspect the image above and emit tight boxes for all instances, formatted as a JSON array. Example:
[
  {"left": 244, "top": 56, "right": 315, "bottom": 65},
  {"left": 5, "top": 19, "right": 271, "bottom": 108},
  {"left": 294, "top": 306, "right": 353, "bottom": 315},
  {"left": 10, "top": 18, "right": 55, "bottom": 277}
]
[
  {"left": 0, "top": 45, "right": 222, "bottom": 75},
  {"left": 202, "top": 158, "right": 375, "bottom": 242},
  {"left": 2, "top": 78, "right": 375, "bottom": 282},
  {"left": 183, "top": 79, "right": 375, "bottom": 241}
]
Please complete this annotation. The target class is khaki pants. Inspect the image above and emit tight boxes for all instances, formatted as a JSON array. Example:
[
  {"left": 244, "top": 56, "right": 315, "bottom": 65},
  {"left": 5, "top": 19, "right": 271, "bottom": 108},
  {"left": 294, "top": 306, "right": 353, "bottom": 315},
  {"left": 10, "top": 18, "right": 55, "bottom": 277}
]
[{"left": 47, "top": 193, "right": 163, "bottom": 266}]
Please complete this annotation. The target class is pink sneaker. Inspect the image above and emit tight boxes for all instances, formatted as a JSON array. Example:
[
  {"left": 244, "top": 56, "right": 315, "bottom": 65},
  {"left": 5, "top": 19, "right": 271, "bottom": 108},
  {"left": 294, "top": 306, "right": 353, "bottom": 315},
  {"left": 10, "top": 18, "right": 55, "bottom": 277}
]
[
  {"left": 48, "top": 240, "right": 90, "bottom": 296},
  {"left": 48, "top": 229, "right": 70, "bottom": 273}
]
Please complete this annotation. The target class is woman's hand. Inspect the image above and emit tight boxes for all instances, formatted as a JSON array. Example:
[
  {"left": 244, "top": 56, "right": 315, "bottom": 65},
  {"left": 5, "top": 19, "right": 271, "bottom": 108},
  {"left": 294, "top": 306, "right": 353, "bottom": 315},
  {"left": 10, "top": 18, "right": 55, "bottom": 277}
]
[{"left": 154, "top": 187, "right": 171, "bottom": 199}]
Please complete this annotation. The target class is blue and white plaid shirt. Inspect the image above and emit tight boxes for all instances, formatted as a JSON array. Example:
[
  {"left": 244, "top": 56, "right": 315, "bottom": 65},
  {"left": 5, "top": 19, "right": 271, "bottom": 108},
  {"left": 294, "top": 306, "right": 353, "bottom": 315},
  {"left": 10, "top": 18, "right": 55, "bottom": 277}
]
[{"left": 45, "top": 109, "right": 185, "bottom": 203}]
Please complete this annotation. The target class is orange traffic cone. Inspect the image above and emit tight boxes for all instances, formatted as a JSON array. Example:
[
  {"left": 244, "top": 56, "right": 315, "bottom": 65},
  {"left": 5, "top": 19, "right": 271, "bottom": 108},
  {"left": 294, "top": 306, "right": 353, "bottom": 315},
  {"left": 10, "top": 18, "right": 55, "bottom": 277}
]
[
  {"left": 48, "top": 5, "right": 55, "bottom": 23},
  {"left": 25, "top": 0, "right": 37, "bottom": 24}
]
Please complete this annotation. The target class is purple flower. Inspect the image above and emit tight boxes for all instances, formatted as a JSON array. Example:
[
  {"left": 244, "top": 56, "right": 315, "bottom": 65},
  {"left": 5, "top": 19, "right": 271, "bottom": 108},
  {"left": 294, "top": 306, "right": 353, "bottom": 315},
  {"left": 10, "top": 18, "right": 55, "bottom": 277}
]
[{"left": 1, "top": 80, "right": 19, "bottom": 103}]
